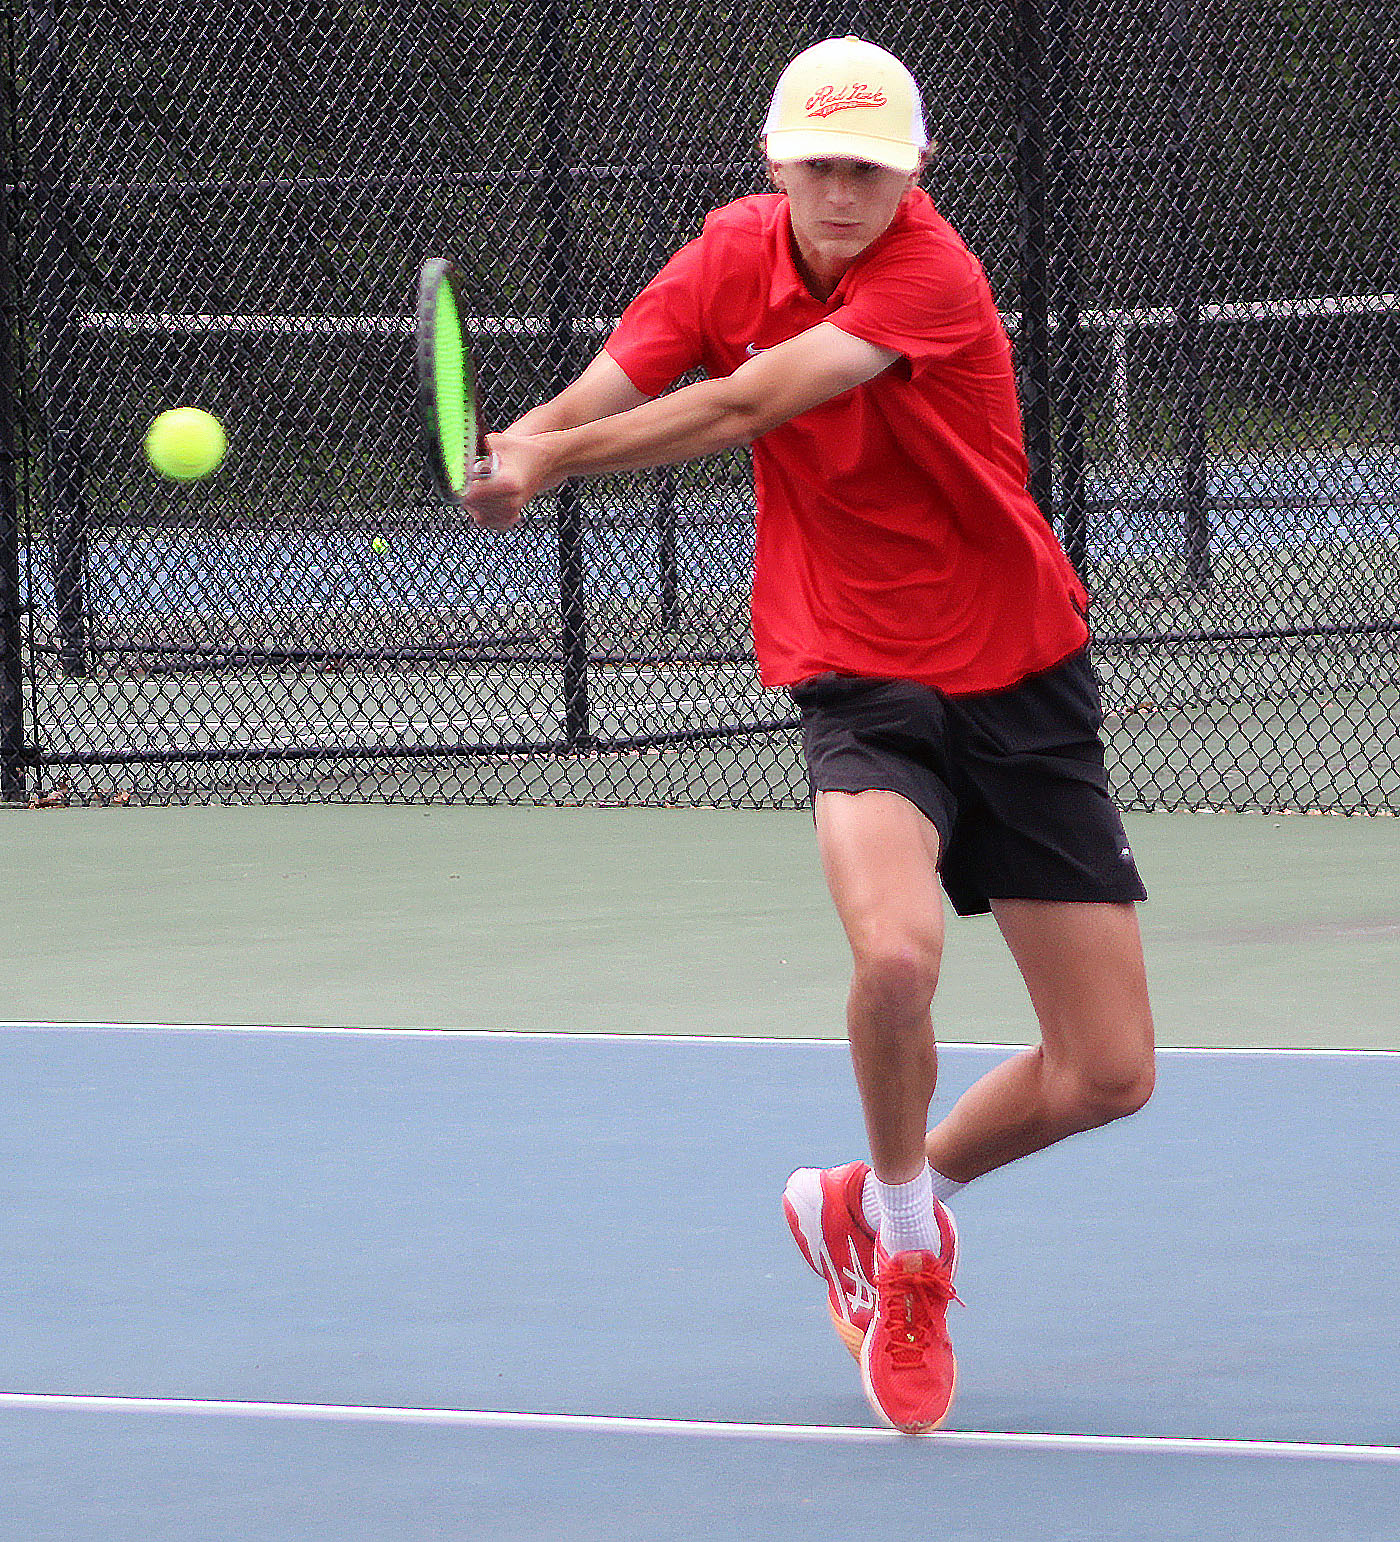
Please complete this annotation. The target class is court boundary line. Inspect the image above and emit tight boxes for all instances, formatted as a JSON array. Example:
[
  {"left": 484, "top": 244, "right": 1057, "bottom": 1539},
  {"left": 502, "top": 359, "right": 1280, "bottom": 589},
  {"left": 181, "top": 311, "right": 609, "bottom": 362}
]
[
  {"left": 1, "top": 1392, "right": 1396, "bottom": 1463},
  {"left": 1, "top": 1021, "right": 1397, "bottom": 1058}
]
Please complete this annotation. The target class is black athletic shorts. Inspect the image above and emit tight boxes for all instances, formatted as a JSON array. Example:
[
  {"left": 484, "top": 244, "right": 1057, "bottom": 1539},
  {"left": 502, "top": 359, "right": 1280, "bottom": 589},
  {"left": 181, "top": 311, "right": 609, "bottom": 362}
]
[{"left": 790, "top": 648, "right": 1148, "bottom": 917}]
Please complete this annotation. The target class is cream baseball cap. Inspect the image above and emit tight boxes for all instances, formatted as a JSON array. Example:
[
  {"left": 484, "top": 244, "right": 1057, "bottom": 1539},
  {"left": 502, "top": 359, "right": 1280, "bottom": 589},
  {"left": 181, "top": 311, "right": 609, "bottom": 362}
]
[{"left": 763, "top": 37, "right": 928, "bottom": 174}]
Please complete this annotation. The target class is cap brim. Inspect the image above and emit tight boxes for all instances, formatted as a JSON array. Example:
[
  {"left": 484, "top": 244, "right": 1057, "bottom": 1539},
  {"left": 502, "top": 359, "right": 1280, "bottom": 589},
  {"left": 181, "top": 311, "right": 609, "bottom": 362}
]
[{"left": 763, "top": 128, "right": 921, "bottom": 174}]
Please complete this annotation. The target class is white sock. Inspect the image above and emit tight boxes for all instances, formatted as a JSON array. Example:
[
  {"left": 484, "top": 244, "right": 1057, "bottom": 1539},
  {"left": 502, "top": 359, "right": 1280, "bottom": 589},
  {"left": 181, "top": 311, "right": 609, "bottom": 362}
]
[
  {"left": 872, "top": 1165, "right": 941, "bottom": 1255},
  {"left": 862, "top": 1165, "right": 963, "bottom": 1234}
]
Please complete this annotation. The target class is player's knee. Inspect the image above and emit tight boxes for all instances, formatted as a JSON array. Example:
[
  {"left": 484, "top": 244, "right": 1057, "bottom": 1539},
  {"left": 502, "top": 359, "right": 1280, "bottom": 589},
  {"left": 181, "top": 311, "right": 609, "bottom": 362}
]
[
  {"left": 1103, "top": 1053, "right": 1155, "bottom": 1120},
  {"left": 1076, "top": 1045, "right": 1155, "bottom": 1124},
  {"left": 850, "top": 931, "right": 941, "bottom": 1016},
  {"left": 1047, "top": 1036, "right": 1153, "bottom": 1129}
]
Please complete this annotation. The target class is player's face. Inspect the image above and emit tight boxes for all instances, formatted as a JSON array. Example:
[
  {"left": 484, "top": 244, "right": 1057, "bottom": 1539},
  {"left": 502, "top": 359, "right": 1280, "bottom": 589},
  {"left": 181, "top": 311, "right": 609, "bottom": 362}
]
[{"left": 769, "top": 157, "right": 919, "bottom": 295}]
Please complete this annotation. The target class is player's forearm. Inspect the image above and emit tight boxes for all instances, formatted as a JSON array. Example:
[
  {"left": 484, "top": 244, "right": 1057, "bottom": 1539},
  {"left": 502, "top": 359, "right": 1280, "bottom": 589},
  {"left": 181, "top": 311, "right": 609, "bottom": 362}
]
[
  {"left": 533, "top": 375, "right": 766, "bottom": 482},
  {"left": 507, "top": 350, "right": 649, "bottom": 437},
  {"left": 508, "top": 391, "right": 597, "bottom": 437}
]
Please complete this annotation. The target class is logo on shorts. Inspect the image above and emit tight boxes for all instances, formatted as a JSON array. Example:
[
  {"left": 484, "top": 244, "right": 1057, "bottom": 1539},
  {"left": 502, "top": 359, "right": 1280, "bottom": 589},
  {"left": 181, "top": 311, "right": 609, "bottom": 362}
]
[{"left": 1119, "top": 846, "right": 1133, "bottom": 862}]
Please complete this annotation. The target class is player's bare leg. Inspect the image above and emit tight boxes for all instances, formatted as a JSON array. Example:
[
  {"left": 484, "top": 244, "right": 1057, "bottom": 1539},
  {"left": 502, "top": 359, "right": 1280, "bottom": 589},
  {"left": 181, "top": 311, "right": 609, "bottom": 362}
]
[
  {"left": 813, "top": 788, "right": 945, "bottom": 1184},
  {"left": 924, "top": 899, "right": 1155, "bottom": 1182},
  {"left": 813, "top": 787, "right": 960, "bottom": 1431}
]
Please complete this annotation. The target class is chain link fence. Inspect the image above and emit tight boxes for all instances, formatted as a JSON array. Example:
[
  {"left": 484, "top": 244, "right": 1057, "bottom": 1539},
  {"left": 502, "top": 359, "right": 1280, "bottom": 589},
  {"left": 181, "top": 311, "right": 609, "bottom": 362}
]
[{"left": 1, "top": 0, "right": 1397, "bottom": 809}]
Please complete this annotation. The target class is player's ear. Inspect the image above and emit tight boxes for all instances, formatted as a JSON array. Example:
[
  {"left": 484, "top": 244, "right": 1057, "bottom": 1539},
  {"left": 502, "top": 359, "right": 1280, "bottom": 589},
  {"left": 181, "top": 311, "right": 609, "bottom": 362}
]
[{"left": 766, "top": 159, "right": 786, "bottom": 192}]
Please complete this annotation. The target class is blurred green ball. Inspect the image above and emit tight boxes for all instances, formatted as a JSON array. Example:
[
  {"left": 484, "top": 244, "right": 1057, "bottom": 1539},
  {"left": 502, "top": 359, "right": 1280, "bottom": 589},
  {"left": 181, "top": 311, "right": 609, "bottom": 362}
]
[{"left": 144, "top": 407, "right": 226, "bottom": 480}]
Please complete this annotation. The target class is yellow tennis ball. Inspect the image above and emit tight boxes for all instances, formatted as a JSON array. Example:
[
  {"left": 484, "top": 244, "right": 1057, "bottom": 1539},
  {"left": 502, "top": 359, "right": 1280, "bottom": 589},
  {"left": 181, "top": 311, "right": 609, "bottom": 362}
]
[{"left": 144, "top": 407, "right": 227, "bottom": 481}]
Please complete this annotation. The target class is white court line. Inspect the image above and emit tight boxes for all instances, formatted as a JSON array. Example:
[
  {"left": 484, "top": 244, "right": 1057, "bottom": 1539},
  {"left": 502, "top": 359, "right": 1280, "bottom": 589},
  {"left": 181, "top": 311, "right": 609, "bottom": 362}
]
[
  {"left": 0, "top": 1392, "right": 1396, "bottom": 1463},
  {"left": 1, "top": 1021, "right": 1398, "bottom": 1058}
]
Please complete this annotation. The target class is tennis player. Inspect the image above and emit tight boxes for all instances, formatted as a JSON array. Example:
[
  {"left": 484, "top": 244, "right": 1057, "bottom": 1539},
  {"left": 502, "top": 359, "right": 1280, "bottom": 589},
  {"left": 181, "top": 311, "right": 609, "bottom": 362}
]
[{"left": 464, "top": 36, "right": 1155, "bottom": 1433}]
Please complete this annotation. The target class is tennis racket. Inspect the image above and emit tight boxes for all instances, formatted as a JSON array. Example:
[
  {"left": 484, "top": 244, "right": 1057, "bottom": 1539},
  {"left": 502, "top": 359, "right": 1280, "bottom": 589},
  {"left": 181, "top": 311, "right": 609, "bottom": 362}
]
[{"left": 415, "top": 256, "right": 495, "bottom": 502}]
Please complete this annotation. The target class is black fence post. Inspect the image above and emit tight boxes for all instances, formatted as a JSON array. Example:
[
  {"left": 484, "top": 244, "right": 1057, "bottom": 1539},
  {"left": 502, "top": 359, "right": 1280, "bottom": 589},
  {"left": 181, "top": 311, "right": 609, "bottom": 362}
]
[
  {"left": 1013, "top": 0, "right": 1056, "bottom": 523},
  {"left": 540, "top": 0, "right": 591, "bottom": 748},
  {"left": 1387, "top": 316, "right": 1400, "bottom": 446},
  {"left": 1166, "top": 0, "right": 1210, "bottom": 589},
  {"left": 655, "top": 463, "right": 680, "bottom": 631},
  {"left": 636, "top": 3, "right": 679, "bottom": 633},
  {"left": 29, "top": 0, "right": 90, "bottom": 675},
  {"left": 0, "top": 56, "right": 25, "bottom": 803},
  {"left": 1047, "top": 0, "right": 1088, "bottom": 578}
]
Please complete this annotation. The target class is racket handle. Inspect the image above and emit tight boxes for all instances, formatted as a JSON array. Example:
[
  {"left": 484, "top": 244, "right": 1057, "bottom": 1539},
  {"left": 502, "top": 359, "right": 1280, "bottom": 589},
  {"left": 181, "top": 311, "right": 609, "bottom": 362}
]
[{"left": 471, "top": 452, "right": 499, "bottom": 481}]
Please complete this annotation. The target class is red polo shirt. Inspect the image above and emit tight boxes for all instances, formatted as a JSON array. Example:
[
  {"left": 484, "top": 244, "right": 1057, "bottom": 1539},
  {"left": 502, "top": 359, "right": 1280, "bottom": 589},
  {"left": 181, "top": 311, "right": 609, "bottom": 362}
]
[{"left": 604, "top": 190, "right": 1089, "bottom": 695}]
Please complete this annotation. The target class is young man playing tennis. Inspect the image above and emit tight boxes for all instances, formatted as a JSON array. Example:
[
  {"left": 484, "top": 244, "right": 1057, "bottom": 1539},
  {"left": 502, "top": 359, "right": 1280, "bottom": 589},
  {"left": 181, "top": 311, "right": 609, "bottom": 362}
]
[{"left": 463, "top": 36, "right": 1155, "bottom": 1433}]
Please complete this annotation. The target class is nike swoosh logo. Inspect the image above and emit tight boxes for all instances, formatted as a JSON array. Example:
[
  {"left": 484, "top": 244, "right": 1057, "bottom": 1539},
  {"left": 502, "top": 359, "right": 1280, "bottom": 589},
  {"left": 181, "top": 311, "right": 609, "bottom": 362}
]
[{"left": 745, "top": 343, "right": 765, "bottom": 356}]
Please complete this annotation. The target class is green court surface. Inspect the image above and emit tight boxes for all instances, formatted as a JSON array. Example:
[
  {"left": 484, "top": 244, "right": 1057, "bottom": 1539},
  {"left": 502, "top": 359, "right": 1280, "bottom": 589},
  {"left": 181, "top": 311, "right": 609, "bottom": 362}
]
[{"left": 2, "top": 804, "right": 1396, "bottom": 1050}]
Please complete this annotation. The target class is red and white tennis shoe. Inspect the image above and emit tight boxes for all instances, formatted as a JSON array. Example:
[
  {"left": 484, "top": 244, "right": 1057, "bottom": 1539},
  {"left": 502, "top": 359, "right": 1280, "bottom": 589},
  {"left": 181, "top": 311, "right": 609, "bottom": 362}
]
[
  {"left": 782, "top": 1162, "right": 879, "bottom": 1359},
  {"left": 860, "top": 1204, "right": 960, "bottom": 1434}
]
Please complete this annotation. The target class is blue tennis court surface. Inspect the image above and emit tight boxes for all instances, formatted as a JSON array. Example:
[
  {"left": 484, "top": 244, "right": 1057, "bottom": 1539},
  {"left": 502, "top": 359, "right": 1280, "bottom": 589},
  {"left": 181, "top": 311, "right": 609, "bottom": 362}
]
[{"left": 3, "top": 1025, "right": 1397, "bottom": 1539}]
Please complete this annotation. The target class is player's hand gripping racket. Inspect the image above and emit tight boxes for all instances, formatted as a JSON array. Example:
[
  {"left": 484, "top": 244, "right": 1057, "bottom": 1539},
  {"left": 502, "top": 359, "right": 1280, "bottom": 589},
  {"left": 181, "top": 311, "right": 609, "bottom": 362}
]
[{"left": 415, "top": 256, "right": 496, "bottom": 502}]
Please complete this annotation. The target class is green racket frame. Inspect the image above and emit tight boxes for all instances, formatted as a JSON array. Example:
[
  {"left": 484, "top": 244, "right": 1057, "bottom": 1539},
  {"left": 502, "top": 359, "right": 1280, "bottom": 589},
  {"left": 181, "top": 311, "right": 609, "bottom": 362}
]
[{"left": 415, "top": 256, "right": 490, "bottom": 502}]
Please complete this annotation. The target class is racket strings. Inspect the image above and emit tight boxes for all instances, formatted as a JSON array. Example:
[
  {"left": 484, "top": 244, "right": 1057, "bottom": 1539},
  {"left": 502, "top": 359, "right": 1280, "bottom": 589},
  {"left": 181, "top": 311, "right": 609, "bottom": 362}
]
[{"left": 433, "top": 279, "right": 469, "bottom": 493}]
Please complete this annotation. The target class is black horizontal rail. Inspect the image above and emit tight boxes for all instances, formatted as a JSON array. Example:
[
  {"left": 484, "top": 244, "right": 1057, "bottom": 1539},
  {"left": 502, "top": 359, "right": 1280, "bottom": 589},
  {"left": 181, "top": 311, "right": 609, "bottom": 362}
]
[
  {"left": 0, "top": 146, "right": 1043, "bottom": 201},
  {"left": 1099, "top": 619, "right": 1400, "bottom": 648},
  {"left": 28, "top": 715, "right": 800, "bottom": 768}
]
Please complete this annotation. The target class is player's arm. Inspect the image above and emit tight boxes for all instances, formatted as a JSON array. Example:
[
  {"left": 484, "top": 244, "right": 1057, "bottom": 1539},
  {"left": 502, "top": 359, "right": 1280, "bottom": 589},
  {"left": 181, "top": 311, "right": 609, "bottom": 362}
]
[
  {"left": 505, "top": 349, "right": 650, "bottom": 437},
  {"left": 464, "top": 322, "right": 898, "bottom": 528}
]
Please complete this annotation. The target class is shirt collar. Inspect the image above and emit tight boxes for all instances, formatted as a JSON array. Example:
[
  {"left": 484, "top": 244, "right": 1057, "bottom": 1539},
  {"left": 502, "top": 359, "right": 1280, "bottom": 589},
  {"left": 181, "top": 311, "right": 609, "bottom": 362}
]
[
  {"left": 766, "top": 189, "right": 920, "bottom": 310},
  {"left": 766, "top": 199, "right": 811, "bottom": 308}
]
